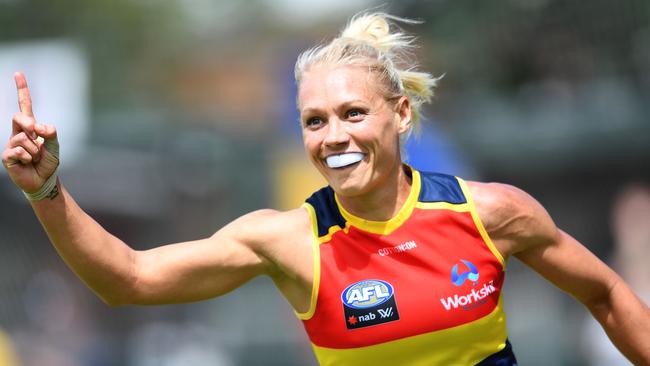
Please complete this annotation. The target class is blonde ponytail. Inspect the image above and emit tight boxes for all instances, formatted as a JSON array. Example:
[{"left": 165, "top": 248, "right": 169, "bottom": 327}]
[{"left": 295, "top": 12, "right": 440, "bottom": 139}]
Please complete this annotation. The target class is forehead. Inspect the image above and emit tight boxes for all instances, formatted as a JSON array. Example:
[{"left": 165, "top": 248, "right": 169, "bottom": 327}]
[{"left": 298, "top": 65, "right": 380, "bottom": 111}]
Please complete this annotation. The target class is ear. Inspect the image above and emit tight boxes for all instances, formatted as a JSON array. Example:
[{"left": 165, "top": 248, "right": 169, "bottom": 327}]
[{"left": 395, "top": 96, "right": 412, "bottom": 135}]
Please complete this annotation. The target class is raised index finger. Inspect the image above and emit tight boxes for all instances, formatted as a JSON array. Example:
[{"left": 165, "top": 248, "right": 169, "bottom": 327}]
[{"left": 14, "top": 72, "right": 34, "bottom": 117}]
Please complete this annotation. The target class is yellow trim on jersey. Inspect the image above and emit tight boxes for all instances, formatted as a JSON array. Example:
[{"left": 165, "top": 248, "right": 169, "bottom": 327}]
[
  {"left": 303, "top": 202, "right": 319, "bottom": 238},
  {"left": 296, "top": 203, "right": 322, "bottom": 320},
  {"left": 312, "top": 296, "right": 508, "bottom": 366},
  {"left": 414, "top": 201, "right": 471, "bottom": 212},
  {"left": 456, "top": 178, "right": 506, "bottom": 268},
  {"left": 316, "top": 222, "right": 351, "bottom": 244},
  {"left": 333, "top": 169, "right": 422, "bottom": 236}
]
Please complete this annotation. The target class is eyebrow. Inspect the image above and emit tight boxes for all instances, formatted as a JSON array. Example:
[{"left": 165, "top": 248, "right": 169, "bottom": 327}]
[
  {"left": 300, "top": 99, "right": 370, "bottom": 115},
  {"left": 300, "top": 107, "right": 322, "bottom": 116}
]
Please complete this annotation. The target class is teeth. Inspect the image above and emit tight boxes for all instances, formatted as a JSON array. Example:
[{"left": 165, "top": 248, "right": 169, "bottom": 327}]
[{"left": 326, "top": 153, "right": 365, "bottom": 169}]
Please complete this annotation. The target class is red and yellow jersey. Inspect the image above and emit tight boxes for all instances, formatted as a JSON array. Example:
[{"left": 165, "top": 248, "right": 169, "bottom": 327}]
[{"left": 297, "top": 167, "right": 518, "bottom": 366}]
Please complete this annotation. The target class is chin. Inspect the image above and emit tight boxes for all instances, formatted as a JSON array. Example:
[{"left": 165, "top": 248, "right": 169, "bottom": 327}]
[{"left": 316, "top": 161, "right": 374, "bottom": 196}]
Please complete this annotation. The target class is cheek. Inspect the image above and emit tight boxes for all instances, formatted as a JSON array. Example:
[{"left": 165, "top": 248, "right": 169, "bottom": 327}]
[
  {"left": 366, "top": 120, "right": 399, "bottom": 147},
  {"left": 302, "top": 133, "right": 321, "bottom": 157}
]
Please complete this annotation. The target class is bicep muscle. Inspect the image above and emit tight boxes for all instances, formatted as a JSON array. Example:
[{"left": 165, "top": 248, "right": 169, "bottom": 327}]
[{"left": 128, "top": 211, "right": 274, "bottom": 305}]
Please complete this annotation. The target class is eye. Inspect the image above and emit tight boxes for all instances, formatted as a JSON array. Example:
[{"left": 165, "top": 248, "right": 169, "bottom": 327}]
[
  {"left": 304, "top": 116, "right": 324, "bottom": 128},
  {"left": 346, "top": 109, "right": 365, "bottom": 120}
]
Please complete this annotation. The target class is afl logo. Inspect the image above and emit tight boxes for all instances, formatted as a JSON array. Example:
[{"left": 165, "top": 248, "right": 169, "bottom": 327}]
[
  {"left": 451, "top": 259, "right": 479, "bottom": 287},
  {"left": 341, "top": 279, "right": 394, "bottom": 309}
]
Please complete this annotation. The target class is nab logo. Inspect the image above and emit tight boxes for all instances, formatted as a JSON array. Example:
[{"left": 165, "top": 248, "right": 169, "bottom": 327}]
[
  {"left": 341, "top": 279, "right": 400, "bottom": 330},
  {"left": 342, "top": 280, "right": 392, "bottom": 309},
  {"left": 451, "top": 259, "right": 479, "bottom": 287}
]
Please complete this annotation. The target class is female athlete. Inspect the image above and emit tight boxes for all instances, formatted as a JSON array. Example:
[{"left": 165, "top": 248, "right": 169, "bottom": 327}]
[{"left": 3, "top": 13, "right": 649, "bottom": 366}]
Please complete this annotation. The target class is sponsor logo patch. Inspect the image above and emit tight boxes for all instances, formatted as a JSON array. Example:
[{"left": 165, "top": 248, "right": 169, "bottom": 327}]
[
  {"left": 440, "top": 259, "right": 496, "bottom": 311},
  {"left": 451, "top": 259, "right": 479, "bottom": 287},
  {"left": 440, "top": 280, "right": 496, "bottom": 311},
  {"left": 341, "top": 279, "right": 400, "bottom": 329},
  {"left": 377, "top": 240, "right": 417, "bottom": 257}
]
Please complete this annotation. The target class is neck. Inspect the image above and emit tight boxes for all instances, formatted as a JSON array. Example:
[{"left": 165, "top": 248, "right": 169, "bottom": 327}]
[{"left": 337, "top": 164, "right": 413, "bottom": 221}]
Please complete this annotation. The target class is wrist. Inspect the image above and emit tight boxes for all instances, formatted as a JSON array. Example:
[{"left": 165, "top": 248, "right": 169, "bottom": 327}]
[{"left": 23, "top": 173, "right": 59, "bottom": 201}]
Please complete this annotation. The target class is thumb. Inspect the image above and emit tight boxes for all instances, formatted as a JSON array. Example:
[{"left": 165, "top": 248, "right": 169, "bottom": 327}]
[{"left": 35, "top": 123, "right": 57, "bottom": 139}]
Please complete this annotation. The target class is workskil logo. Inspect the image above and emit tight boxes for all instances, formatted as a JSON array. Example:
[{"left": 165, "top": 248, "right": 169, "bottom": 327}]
[
  {"left": 451, "top": 259, "right": 479, "bottom": 287},
  {"left": 440, "top": 280, "right": 497, "bottom": 311},
  {"left": 441, "top": 260, "right": 497, "bottom": 311},
  {"left": 341, "top": 279, "right": 400, "bottom": 330}
]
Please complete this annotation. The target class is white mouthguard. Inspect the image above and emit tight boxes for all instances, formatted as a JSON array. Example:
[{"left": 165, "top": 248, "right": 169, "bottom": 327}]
[{"left": 326, "top": 153, "right": 365, "bottom": 169}]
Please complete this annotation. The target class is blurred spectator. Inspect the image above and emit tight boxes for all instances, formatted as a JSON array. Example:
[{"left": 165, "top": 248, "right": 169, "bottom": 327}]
[
  {"left": 0, "top": 328, "right": 19, "bottom": 366},
  {"left": 11, "top": 269, "right": 114, "bottom": 366},
  {"left": 581, "top": 183, "right": 650, "bottom": 365},
  {"left": 127, "top": 321, "right": 234, "bottom": 366}
]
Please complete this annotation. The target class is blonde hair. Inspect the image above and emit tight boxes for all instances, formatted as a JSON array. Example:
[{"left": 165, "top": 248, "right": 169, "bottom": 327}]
[{"left": 295, "top": 12, "right": 440, "bottom": 140}]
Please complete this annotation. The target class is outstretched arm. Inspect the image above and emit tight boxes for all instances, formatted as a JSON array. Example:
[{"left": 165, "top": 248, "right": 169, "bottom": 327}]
[
  {"left": 33, "top": 185, "right": 275, "bottom": 305},
  {"left": 469, "top": 182, "right": 650, "bottom": 364},
  {"left": 2, "top": 73, "right": 276, "bottom": 306}
]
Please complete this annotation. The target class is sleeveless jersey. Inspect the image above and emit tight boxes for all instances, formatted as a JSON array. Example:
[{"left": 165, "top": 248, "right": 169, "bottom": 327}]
[{"left": 297, "top": 167, "right": 518, "bottom": 366}]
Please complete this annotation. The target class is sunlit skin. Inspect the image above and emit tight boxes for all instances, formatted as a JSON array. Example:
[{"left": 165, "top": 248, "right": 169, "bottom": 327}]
[{"left": 299, "top": 65, "right": 414, "bottom": 221}]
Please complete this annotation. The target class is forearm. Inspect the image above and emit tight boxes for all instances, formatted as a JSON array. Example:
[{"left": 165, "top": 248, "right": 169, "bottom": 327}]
[
  {"left": 30, "top": 179, "right": 137, "bottom": 305},
  {"left": 587, "top": 277, "right": 650, "bottom": 364}
]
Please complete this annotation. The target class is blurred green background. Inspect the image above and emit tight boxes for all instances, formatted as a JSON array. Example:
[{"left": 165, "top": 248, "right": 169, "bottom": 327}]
[{"left": 1, "top": 1, "right": 649, "bottom": 365}]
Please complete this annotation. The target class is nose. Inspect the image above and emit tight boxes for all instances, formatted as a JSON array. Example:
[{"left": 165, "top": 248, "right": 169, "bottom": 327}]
[{"left": 323, "top": 118, "right": 349, "bottom": 147}]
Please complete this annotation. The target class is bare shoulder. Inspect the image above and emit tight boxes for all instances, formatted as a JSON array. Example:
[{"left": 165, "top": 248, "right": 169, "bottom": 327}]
[
  {"left": 219, "top": 206, "right": 313, "bottom": 275},
  {"left": 465, "top": 181, "right": 559, "bottom": 256}
]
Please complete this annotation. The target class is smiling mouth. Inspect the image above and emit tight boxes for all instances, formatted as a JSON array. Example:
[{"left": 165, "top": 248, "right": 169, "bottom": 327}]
[{"left": 325, "top": 153, "right": 365, "bottom": 169}]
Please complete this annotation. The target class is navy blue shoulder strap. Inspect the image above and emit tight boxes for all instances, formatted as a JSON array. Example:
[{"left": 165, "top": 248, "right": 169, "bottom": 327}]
[
  {"left": 417, "top": 171, "right": 467, "bottom": 204},
  {"left": 305, "top": 186, "right": 347, "bottom": 237}
]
